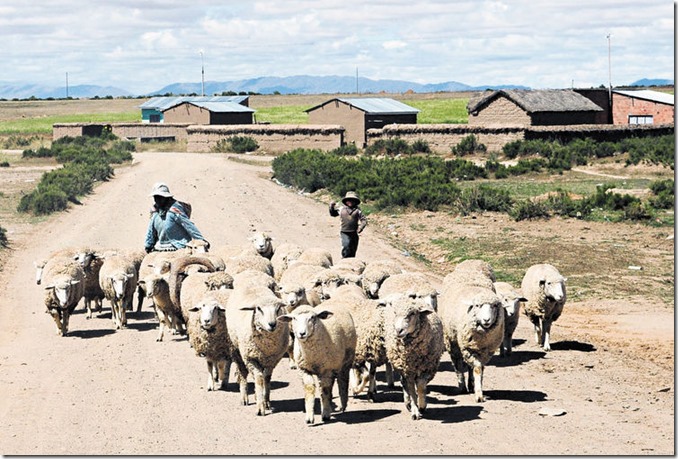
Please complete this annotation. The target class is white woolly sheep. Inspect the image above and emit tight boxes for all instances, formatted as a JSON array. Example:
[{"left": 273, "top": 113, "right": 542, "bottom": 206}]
[
  {"left": 139, "top": 256, "right": 216, "bottom": 341},
  {"left": 179, "top": 271, "right": 234, "bottom": 323},
  {"left": 186, "top": 289, "right": 235, "bottom": 391},
  {"left": 278, "top": 263, "right": 328, "bottom": 304},
  {"left": 249, "top": 232, "right": 274, "bottom": 259},
  {"left": 441, "top": 259, "right": 496, "bottom": 294},
  {"left": 361, "top": 259, "right": 403, "bottom": 299},
  {"left": 290, "top": 247, "right": 333, "bottom": 269},
  {"left": 225, "top": 284, "right": 289, "bottom": 416},
  {"left": 278, "top": 300, "right": 357, "bottom": 425},
  {"left": 382, "top": 293, "right": 444, "bottom": 420},
  {"left": 312, "top": 267, "right": 363, "bottom": 300},
  {"left": 379, "top": 272, "right": 439, "bottom": 311},
  {"left": 438, "top": 284, "right": 505, "bottom": 403},
  {"left": 226, "top": 253, "right": 274, "bottom": 277},
  {"left": 340, "top": 288, "right": 392, "bottom": 402},
  {"left": 270, "top": 242, "right": 304, "bottom": 281},
  {"left": 232, "top": 269, "right": 277, "bottom": 292},
  {"left": 493, "top": 281, "right": 527, "bottom": 357},
  {"left": 520, "top": 263, "right": 567, "bottom": 352},
  {"left": 41, "top": 255, "right": 85, "bottom": 336},
  {"left": 333, "top": 257, "right": 367, "bottom": 275},
  {"left": 98, "top": 251, "right": 139, "bottom": 330}
]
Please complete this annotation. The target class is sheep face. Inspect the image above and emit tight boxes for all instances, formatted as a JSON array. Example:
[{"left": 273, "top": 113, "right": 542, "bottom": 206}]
[
  {"left": 279, "top": 308, "right": 333, "bottom": 341},
  {"left": 107, "top": 273, "right": 134, "bottom": 300},
  {"left": 139, "top": 275, "right": 165, "bottom": 299},
  {"left": 467, "top": 300, "right": 502, "bottom": 331},
  {"left": 541, "top": 277, "right": 566, "bottom": 302},
  {"left": 190, "top": 299, "right": 225, "bottom": 331},
  {"left": 280, "top": 284, "right": 305, "bottom": 310},
  {"left": 241, "top": 299, "right": 286, "bottom": 333},
  {"left": 249, "top": 233, "right": 272, "bottom": 256},
  {"left": 45, "top": 279, "right": 80, "bottom": 307},
  {"left": 498, "top": 293, "right": 526, "bottom": 318},
  {"left": 386, "top": 296, "right": 435, "bottom": 339}
]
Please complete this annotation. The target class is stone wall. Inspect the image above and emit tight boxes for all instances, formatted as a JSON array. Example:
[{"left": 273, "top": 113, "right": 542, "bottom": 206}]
[
  {"left": 368, "top": 124, "right": 526, "bottom": 153},
  {"left": 186, "top": 124, "right": 345, "bottom": 153},
  {"left": 53, "top": 123, "right": 191, "bottom": 142}
]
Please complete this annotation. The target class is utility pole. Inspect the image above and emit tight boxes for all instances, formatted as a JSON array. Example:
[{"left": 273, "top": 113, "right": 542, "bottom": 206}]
[
  {"left": 200, "top": 50, "right": 205, "bottom": 96},
  {"left": 356, "top": 67, "right": 359, "bottom": 95},
  {"left": 606, "top": 34, "right": 612, "bottom": 103},
  {"left": 65, "top": 72, "right": 69, "bottom": 98}
]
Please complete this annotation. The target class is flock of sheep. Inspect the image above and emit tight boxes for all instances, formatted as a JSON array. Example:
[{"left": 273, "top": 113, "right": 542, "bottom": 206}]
[{"left": 35, "top": 232, "right": 567, "bottom": 424}]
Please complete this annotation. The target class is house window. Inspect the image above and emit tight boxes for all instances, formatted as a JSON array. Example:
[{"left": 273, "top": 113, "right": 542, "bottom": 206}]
[
  {"left": 149, "top": 114, "right": 161, "bottom": 123},
  {"left": 628, "top": 115, "right": 653, "bottom": 125}
]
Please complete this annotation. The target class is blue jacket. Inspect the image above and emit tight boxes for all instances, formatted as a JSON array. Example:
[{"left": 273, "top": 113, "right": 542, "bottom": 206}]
[{"left": 144, "top": 201, "right": 205, "bottom": 252}]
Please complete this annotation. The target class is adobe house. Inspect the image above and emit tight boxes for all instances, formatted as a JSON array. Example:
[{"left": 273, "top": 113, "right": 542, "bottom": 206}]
[
  {"left": 467, "top": 89, "right": 604, "bottom": 127},
  {"left": 139, "top": 96, "right": 249, "bottom": 123},
  {"left": 306, "top": 97, "right": 419, "bottom": 147},
  {"left": 611, "top": 89, "right": 674, "bottom": 125},
  {"left": 162, "top": 101, "right": 255, "bottom": 125}
]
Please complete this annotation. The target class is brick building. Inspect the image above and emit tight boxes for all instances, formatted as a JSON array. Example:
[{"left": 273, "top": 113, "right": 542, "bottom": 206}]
[
  {"left": 467, "top": 89, "right": 604, "bottom": 127},
  {"left": 306, "top": 97, "right": 419, "bottom": 147},
  {"left": 611, "top": 89, "right": 674, "bottom": 125},
  {"left": 139, "top": 96, "right": 249, "bottom": 123},
  {"left": 162, "top": 101, "right": 254, "bottom": 125}
]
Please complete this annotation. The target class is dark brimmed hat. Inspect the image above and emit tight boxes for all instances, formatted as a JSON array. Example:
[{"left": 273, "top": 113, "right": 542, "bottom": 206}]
[
  {"left": 149, "top": 182, "right": 173, "bottom": 198},
  {"left": 341, "top": 191, "right": 361, "bottom": 206}
]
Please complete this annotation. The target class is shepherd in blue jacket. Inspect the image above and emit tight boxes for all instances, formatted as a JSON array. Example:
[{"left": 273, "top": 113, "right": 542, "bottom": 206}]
[{"left": 144, "top": 182, "right": 208, "bottom": 253}]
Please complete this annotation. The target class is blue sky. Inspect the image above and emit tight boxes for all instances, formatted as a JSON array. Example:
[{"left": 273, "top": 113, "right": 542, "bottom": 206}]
[{"left": 0, "top": 0, "right": 673, "bottom": 94}]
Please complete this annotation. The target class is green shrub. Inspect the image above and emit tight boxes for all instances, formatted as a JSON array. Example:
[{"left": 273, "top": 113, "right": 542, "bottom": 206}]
[
  {"left": 510, "top": 199, "right": 550, "bottom": 221},
  {"left": 545, "top": 190, "right": 591, "bottom": 218},
  {"left": 452, "top": 134, "right": 487, "bottom": 156},
  {"left": 0, "top": 161, "right": 9, "bottom": 167},
  {"left": 364, "top": 138, "right": 413, "bottom": 156},
  {"left": 445, "top": 158, "right": 487, "bottom": 180},
  {"left": 332, "top": 143, "right": 359, "bottom": 156},
  {"left": 18, "top": 186, "right": 69, "bottom": 215},
  {"left": 648, "top": 179, "right": 674, "bottom": 210},
  {"left": 212, "top": 136, "right": 259, "bottom": 153},
  {"left": 623, "top": 202, "right": 652, "bottom": 221},
  {"left": 455, "top": 185, "right": 513, "bottom": 215},
  {"left": 411, "top": 139, "right": 431, "bottom": 154}
]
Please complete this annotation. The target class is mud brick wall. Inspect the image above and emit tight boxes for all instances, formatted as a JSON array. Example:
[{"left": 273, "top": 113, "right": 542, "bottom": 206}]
[
  {"left": 187, "top": 125, "right": 345, "bottom": 153},
  {"left": 368, "top": 124, "right": 526, "bottom": 153},
  {"left": 53, "top": 123, "right": 191, "bottom": 141}
]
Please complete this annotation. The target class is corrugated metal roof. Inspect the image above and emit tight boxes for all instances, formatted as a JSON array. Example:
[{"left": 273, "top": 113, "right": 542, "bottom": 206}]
[
  {"left": 306, "top": 97, "right": 419, "bottom": 114},
  {"left": 184, "top": 101, "right": 255, "bottom": 113},
  {"left": 338, "top": 98, "right": 419, "bottom": 114},
  {"left": 468, "top": 89, "right": 603, "bottom": 114},
  {"left": 613, "top": 89, "right": 674, "bottom": 105},
  {"left": 139, "top": 96, "right": 249, "bottom": 110}
]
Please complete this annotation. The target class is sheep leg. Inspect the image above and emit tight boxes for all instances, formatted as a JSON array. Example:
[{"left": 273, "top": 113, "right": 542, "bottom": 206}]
[
  {"left": 155, "top": 309, "right": 167, "bottom": 342},
  {"left": 49, "top": 309, "right": 64, "bottom": 336},
  {"left": 61, "top": 310, "right": 70, "bottom": 337},
  {"left": 216, "top": 359, "right": 230, "bottom": 390},
  {"left": 402, "top": 377, "right": 422, "bottom": 420},
  {"left": 251, "top": 367, "right": 266, "bottom": 416},
  {"left": 415, "top": 376, "right": 428, "bottom": 414},
  {"left": 385, "top": 361, "right": 395, "bottom": 388},
  {"left": 472, "top": 363, "right": 484, "bottom": 403},
  {"left": 337, "top": 367, "right": 350, "bottom": 412},
  {"left": 264, "top": 371, "right": 273, "bottom": 412},
  {"left": 318, "top": 375, "right": 335, "bottom": 422},
  {"left": 533, "top": 320, "right": 542, "bottom": 346},
  {"left": 136, "top": 285, "right": 144, "bottom": 312},
  {"left": 542, "top": 319, "right": 552, "bottom": 352},
  {"left": 302, "top": 371, "right": 316, "bottom": 425},
  {"left": 452, "top": 356, "right": 468, "bottom": 393},
  {"left": 235, "top": 360, "right": 249, "bottom": 406},
  {"left": 85, "top": 298, "right": 93, "bottom": 319},
  {"left": 367, "top": 362, "right": 378, "bottom": 402},
  {"left": 206, "top": 361, "right": 216, "bottom": 391},
  {"left": 119, "top": 303, "right": 127, "bottom": 328}
]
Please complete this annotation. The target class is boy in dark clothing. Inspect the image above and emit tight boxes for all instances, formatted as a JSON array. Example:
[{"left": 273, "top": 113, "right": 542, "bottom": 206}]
[{"left": 329, "top": 191, "right": 367, "bottom": 259}]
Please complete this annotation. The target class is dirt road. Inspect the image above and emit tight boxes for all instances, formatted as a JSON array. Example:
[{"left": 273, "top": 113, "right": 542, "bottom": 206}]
[{"left": 0, "top": 153, "right": 673, "bottom": 455}]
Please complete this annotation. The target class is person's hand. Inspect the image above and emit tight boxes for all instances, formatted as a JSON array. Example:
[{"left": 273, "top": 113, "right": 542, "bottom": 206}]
[
  {"left": 330, "top": 201, "right": 336, "bottom": 208},
  {"left": 145, "top": 247, "right": 152, "bottom": 253}
]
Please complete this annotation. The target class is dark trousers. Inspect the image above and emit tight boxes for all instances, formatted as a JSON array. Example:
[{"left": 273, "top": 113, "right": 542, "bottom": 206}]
[{"left": 340, "top": 231, "right": 360, "bottom": 258}]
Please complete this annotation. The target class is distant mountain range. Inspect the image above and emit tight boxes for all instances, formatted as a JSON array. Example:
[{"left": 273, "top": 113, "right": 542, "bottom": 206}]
[{"left": 0, "top": 75, "right": 672, "bottom": 100}]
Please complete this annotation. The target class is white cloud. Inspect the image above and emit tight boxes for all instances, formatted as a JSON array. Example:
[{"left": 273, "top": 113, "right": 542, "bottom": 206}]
[{"left": 0, "top": 0, "right": 671, "bottom": 93}]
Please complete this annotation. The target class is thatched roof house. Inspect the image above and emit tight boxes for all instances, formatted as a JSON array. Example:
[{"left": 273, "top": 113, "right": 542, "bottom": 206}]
[{"left": 467, "top": 89, "right": 604, "bottom": 127}]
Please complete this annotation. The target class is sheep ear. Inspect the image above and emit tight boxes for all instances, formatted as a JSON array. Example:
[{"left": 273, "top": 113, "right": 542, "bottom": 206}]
[
  {"left": 419, "top": 303, "right": 436, "bottom": 314},
  {"left": 538, "top": 279, "right": 546, "bottom": 287},
  {"left": 44, "top": 284, "right": 55, "bottom": 290},
  {"left": 239, "top": 305, "right": 256, "bottom": 311},
  {"left": 316, "top": 310, "right": 333, "bottom": 320},
  {"left": 518, "top": 296, "right": 528, "bottom": 302},
  {"left": 137, "top": 280, "right": 146, "bottom": 286},
  {"left": 188, "top": 306, "right": 200, "bottom": 312},
  {"left": 277, "top": 315, "right": 293, "bottom": 323},
  {"left": 376, "top": 299, "right": 388, "bottom": 307},
  {"left": 69, "top": 280, "right": 80, "bottom": 286}
]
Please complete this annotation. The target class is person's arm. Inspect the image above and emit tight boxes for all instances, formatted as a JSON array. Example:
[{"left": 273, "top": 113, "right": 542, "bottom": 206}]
[
  {"left": 329, "top": 201, "right": 339, "bottom": 217},
  {"left": 144, "top": 216, "right": 157, "bottom": 252},
  {"left": 175, "top": 213, "right": 206, "bottom": 242},
  {"left": 357, "top": 210, "right": 368, "bottom": 233}
]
